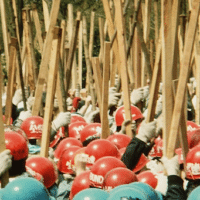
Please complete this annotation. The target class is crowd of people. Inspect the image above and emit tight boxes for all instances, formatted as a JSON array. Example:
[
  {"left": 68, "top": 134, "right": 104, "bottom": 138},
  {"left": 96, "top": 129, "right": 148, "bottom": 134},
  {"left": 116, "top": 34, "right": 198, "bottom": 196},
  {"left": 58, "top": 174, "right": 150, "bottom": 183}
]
[{"left": 0, "top": 76, "right": 200, "bottom": 199}]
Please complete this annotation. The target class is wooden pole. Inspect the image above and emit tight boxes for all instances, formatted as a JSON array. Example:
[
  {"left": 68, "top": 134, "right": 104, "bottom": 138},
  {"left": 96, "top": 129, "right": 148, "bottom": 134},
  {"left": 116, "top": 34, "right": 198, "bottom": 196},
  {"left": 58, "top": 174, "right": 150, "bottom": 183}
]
[
  {"left": 101, "top": 42, "right": 111, "bottom": 139},
  {"left": 42, "top": 0, "right": 50, "bottom": 33},
  {"left": 32, "top": 0, "right": 61, "bottom": 116},
  {"left": 78, "top": 21, "right": 83, "bottom": 89},
  {"left": 0, "top": 61, "right": 9, "bottom": 188},
  {"left": 67, "top": 4, "right": 77, "bottom": 90},
  {"left": 114, "top": 0, "right": 132, "bottom": 138},
  {"left": 22, "top": 8, "right": 36, "bottom": 91},
  {"left": 146, "top": 32, "right": 162, "bottom": 122},
  {"left": 141, "top": 0, "right": 151, "bottom": 86},
  {"left": 4, "top": 38, "right": 17, "bottom": 125},
  {"left": 82, "top": 16, "right": 96, "bottom": 111},
  {"left": 0, "top": 0, "right": 10, "bottom": 70},
  {"left": 99, "top": 17, "right": 105, "bottom": 65},
  {"left": 92, "top": 57, "right": 103, "bottom": 112},
  {"left": 40, "top": 27, "right": 62, "bottom": 157},
  {"left": 31, "top": 3, "right": 44, "bottom": 53},
  {"left": 167, "top": 0, "right": 200, "bottom": 158},
  {"left": 65, "top": 12, "right": 81, "bottom": 96},
  {"left": 161, "top": 0, "right": 173, "bottom": 156},
  {"left": 154, "top": 0, "right": 159, "bottom": 46}
]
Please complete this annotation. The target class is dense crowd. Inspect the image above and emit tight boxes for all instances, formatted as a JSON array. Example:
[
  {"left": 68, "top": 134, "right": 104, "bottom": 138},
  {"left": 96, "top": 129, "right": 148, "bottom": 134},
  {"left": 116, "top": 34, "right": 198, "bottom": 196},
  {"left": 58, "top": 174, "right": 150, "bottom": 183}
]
[{"left": 0, "top": 76, "right": 199, "bottom": 199}]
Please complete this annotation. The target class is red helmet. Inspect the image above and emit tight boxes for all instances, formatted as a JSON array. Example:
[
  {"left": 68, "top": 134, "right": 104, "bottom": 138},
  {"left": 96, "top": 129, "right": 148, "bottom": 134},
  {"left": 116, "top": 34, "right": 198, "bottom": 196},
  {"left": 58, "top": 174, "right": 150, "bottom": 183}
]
[
  {"left": 107, "top": 133, "right": 131, "bottom": 149},
  {"left": 20, "top": 116, "right": 43, "bottom": 139},
  {"left": 103, "top": 167, "right": 138, "bottom": 191},
  {"left": 5, "top": 131, "right": 28, "bottom": 160},
  {"left": 54, "top": 137, "right": 83, "bottom": 160},
  {"left": 187, "top": 121, "right": 199, "bottom": 132},
  {"left": 49, "top": 127, "right": 65, "bottom": 148},
  {"left": 149, "top": 137, "right": 163, "bottom": 158},
  {"left": 57, "top": 146, "right": 81, "bottom": 174},
  {"left": 85, "top": 139, "right": 120, "bottom": 168},
  {"left": 69, "top": 121, "right": 88, "bottom": 140},
  {"left": 115, "top": 105, "right": 143, "bottom": 126},
  {"left": 132, "top": 154, "right": 150, "bottom": 173},
  {"left": 80, "top": 123, "right": 102, "bottom": 146},
  {"left": 137, "top": 171, "right": 158, "bottom": 189},
  {"left": 186, "top": 145, "right": 200, "bottom": 180},
  {"left": 70, "top": 170, "right": 91, "bottom": 199},
  {"left": 89, "top": 156, "right": 127, "bottom": 188},
  {"left": 71, "top": 114, "right": 86, "bottom": 123},
  {"left": 26, "top": 156, "right": 58, "bottom": 188},
  {"left": 4, "top": 125, "right": 28, "bottom": 142},
  {"left": 187, "top": 129, "right": 200, "bottom": 149}
]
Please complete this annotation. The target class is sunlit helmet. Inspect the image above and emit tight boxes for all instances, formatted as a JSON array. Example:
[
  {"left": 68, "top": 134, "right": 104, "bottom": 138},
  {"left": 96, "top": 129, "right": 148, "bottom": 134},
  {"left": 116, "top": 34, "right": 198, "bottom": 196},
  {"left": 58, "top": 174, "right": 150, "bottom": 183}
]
[
  {"left": 26, "top": 156, "right": 58, "bottom": 188},
  {"left": 70, "top": 170, "right": 91, "bottom": 199},
  {"left": 89, "top": 156, "right": 126, "bottom": 188},
  {"left": 4, "top": 125, "right": 28, "bottom": 142},
  {"left": 80, "top": 123, "right": 102, "bottom": 146},
  {"left": 68, "top": 121, "right": 88, "bottom": 140},
  {"left": 54, "top": 137, "right": 83, "bottom": 160},
  {"left": 103, "top": 167, "right": 138, "bottom": 191},
  {"left": 5, "top": 131, "right": 28, "bottom": 160},
  {"left": 20, "top": 116, "right": 43, "bottom": 139},
  {"left": 85, "top": 139, "right": 120, "bottom": 168},
  {"left": 115, "top": 105, "right": 143, "bottom": 126},
  {"left": 137, "top": 170, "right": 158, "bottom": 189},
  {"left": 106, "top": 133, "right": 131, "bottom": 149},
  {"left": 57, "top": 145, "right": 81, "bottom": 174}
]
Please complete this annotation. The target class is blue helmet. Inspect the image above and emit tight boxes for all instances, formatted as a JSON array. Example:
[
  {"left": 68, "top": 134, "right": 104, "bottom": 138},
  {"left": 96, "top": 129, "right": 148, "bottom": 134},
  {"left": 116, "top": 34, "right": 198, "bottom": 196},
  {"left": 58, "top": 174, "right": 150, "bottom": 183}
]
[
  {"left": 188, "top": 186, "right": 200, "bottom": 200},
  {"left": 128, "top": 182, "right": 163, "bottom": 200},
  {"left": 108, "top": 187, "right": 147, "bottom": 200},
  {"left": 1, "top": 177, "right": 55, "bottom": 200},
  {"left": 73, "top": 188, "right": 109, "bottom": 200}
]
